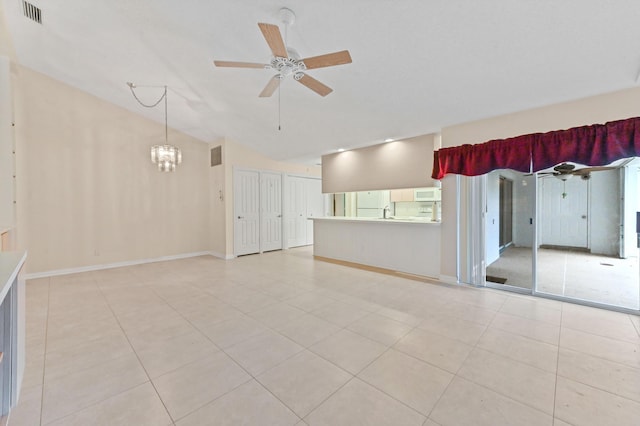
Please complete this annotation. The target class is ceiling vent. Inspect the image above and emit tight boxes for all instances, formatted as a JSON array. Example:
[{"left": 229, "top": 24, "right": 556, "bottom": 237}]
[{"left": 22, "top": 1, "right": 42, "bottom": 24}]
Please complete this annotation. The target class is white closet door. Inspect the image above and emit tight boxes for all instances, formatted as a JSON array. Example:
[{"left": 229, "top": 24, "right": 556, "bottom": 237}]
[
  {"left": 260, "top": 172, "right": 283, "bottom": 252},
  {"left": 540, "top": 177, "right": 589, "bottom": 248},
  {"left": 234, "top": 170, "right": 260, "bottom": 256},
  {"left": 286, "top": 177, "right": 308, "bottom": 248}
]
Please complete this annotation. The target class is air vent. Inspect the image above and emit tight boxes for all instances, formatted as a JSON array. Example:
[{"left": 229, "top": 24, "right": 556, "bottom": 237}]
[
  {"left": 22, "top": 1, "right": 42, "bottom": 24},
  {"left": 210, "top": 146, "right": 222, "bottom": 167}
]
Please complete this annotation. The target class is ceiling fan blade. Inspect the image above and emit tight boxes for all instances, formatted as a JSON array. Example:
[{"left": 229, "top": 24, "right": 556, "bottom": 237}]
[
  {"left": 575, "top": 166, "right": 618, "bottom": 174},
  {"left": 213, "top": 60, "right": 267, "bottom": 69},
  {"left": 297, "top": 74, "right": 333, "bottom": 96},
  {"left": 258, "top": 23, "right": 287, "bottom": 58},
  {"left": 301, "top": 50, "right": 352, "bottom": 70},
  {"left": 259, "top": 76, "right": 280, "bottom": 97}
]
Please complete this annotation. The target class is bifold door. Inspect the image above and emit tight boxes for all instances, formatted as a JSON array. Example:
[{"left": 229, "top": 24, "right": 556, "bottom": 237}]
[{"left": 234, "top": 169, "right": 284, "bottom": 256}]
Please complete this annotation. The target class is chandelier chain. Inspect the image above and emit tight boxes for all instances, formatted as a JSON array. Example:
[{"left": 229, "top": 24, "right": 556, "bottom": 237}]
[{"left": 128, "top": 85, "right": 167, "bottom": 109}]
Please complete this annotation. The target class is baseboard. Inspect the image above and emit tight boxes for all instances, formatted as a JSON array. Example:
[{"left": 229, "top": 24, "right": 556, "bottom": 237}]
[
  {"left": 210, "top": 251, "right": 235, "bottom": 260},
  {"left": 438, "top": 274, "right": 458, "bottom": 285},
  {"left": 24, "top": 251, "right": 216, "bottom": 280},
  {"left": 314, "top": 255, "right": 440, "bottom": 284}
]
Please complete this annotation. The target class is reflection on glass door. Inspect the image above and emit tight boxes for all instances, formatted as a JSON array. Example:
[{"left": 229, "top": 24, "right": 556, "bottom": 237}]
[
  {"left": 485, "top": 170, "right": 535, "bottom": 291},
  {"left": 536, "top": 159, "right": 640, "bottom": 310}
]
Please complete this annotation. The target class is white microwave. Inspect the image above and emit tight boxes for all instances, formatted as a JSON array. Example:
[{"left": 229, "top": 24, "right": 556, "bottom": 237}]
[{"left": 414, "top": 187, "right": 441, "bottom": 202}]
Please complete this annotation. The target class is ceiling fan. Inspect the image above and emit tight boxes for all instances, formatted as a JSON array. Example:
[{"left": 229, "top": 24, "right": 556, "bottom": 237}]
[
  {"left": 539, "top": 163, "right": 617, "bottom": 181},
  {"left": 213, "top": 8, "right": 352, "bottom": 97}
]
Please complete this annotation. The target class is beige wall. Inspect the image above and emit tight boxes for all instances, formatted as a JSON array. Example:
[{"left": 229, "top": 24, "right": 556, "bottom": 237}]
[
  {"left": 14, "top": 66, "right": 211, "bottom": 273},
  {"left": 0, "top": 3, "right": 16, "bottom": 245},
  {"left": 0, "top": 3, "right": 16, "bottom": 60},
  {"left": 442, "top": 87, "right": 640, "bottom": 148},
  {"left": 321, "top": 134, "right": 436, "bottom": 193},
  {"left": 0, "top": 57, "right": 14, "bottom": 231},
  {"left": 439, "top": 87, "right": 640, "bottom": 281},
  {"left": 8, "top": 62, "right": 319, "bottom": 272}
]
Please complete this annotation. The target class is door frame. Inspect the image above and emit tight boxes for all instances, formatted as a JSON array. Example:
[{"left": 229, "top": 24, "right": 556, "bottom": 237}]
[{"left": 498, "top": 175, "right": 514, "bottom": 252}]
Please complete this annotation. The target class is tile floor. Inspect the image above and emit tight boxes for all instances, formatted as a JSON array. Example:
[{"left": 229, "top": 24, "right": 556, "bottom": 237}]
[{"left": 10, "top": 246, "right": 640, "bottom": 425}]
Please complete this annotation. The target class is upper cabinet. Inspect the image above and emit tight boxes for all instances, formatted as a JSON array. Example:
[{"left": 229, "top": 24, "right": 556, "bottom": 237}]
[{"left": 390, "top": 189, "right": 414, "bottom": 202}]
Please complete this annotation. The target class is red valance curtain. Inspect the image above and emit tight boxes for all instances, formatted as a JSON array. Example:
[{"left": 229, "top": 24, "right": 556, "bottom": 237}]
[{"left": 432, "top": 116, "right": 640, "bottom": 179}]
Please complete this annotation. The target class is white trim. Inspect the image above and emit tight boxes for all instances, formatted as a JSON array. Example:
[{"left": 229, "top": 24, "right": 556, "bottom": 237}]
[
  {"left": 438, "top": 274, "right": 458, "bottom": 285},
  {"left": 24, "top": 251, "right": 216, "bottom": 280},
  {"left": 210, "top": 251, "right": 235, "bottom": 260},
  {"left": 284, "top": 173, "right": 321, "bottom": 180}
]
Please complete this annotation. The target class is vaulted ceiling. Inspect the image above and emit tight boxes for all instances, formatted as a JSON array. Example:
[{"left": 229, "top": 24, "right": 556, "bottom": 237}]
[{"left": 4, "top": 0, "right": 640, "bottom": 163}]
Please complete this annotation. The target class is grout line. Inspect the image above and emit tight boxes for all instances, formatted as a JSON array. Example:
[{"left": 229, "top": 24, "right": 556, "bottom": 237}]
[
  {"left": 554, "top": 370, "right": 640, "bottom": 405},
  {"left": 551, "top": 307, "right": 562, "bottom": 422},
  {"left": 95, "top": 281, "right": 175, "bottom": 423},
  {"left": 150, "top": 284, "right": 307, "bottom": 423},
  {"left": 38, "top": 277, "right": 51, "bottom": 426}
]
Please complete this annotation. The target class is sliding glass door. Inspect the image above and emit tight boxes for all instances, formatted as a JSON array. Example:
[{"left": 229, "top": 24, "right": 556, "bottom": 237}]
[{"left": 477, "top": 158, "right": 640, "bottom": 312}]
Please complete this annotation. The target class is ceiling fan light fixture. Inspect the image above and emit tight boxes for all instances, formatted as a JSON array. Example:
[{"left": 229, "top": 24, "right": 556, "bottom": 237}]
[{"left": 554, "top": 173, "right": 572, "bottom": 181}]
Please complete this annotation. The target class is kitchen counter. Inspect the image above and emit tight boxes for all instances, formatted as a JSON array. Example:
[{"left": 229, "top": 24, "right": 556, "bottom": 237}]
[
  {"left": 0, "top": 251, "right": 26, "bottom": 418},
  {"left": 311, "top": 217, "right": 440, "bottom": 278},
  {"left": 0, "top": 251, "right": 26, "bottom": 303},
  {"left": 311, "top": 216, "right": 440, "bottom": 224}
]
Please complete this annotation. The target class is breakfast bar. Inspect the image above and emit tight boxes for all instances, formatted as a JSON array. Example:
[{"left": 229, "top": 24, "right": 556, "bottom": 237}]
[{"left": 311, "top": 217, "right": 441, "bottom": 278}]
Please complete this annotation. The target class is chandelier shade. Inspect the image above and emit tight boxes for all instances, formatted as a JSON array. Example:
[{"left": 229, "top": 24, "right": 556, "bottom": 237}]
[{"left": 151, "top": 144, "right": 182, "bottom": 172}]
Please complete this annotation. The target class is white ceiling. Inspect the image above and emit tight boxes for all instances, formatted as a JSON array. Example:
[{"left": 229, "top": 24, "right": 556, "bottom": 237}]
[{"left": 4, "top": 0, "right": 640, "bottom": 163}]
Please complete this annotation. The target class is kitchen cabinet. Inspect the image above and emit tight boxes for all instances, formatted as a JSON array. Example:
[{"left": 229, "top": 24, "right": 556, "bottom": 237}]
[{"left": 390, "top": 189, "right": 414, "bottom": 202}]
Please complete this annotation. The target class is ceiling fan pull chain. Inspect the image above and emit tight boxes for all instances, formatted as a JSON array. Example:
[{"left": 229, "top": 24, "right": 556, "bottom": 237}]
[
  {"left": 278, "top": 81, "right": 281, "bottom": 131},
  {"left": 284, "top": 23, "right": 288, "bottom": 48}
]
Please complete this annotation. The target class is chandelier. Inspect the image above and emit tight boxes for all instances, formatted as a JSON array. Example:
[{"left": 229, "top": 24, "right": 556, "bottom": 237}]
[{"left": 127, "top": 83, "right": 182, "bottom": 172}]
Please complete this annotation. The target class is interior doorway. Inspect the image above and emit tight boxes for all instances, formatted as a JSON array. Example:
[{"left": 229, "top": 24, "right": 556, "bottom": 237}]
[
  {"left": 498, "top": 176, "right": 513, "bottom": 250},
  {"left": 485, "top": 171, "right": 534, "bottom": 290}
]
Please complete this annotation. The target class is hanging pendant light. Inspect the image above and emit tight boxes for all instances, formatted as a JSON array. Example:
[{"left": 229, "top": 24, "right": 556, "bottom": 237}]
[{"left": 128, "top": 83, "right": 182, "bottom": 172}]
